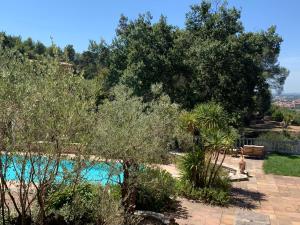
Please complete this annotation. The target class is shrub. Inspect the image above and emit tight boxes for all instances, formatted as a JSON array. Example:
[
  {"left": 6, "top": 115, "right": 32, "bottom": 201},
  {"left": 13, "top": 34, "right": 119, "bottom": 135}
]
[
  {"left": 269, "top": 105, "right": 284, "bottom": 122},
  {"left": 47, "top": 183, "right": 98, "bottom": 210},
  {"left": 272, "top": 110, "right": 284, "bottom": 122},
  {"left": 176, "top": 151, "right": 232, "bottom": 206},
  {"left": 175, "top": 180, "right": 230, "bottom": 206},
  {"left": 291, "top": 112, "right": 300, "bottom": 125},
  {"left": 212, "top": 171, "right": 232, "bottom": 192},
  {"left": 179, "top": 149, "right": 205, "bottom": 187},
  {"left": 257, "top": 131, "right": 297, "bottom": 142},
  {"left": 136, "top": 167, "right": 176, "bottom": 212},
  {"left": 46, "top": 183, "right": 123, "bottom": 225},
  {"left": 178, "top": 146, "right": 233, "bottom": 187},
  {"left": 270, "top": 105, "right": 300, "bottom": 126}
]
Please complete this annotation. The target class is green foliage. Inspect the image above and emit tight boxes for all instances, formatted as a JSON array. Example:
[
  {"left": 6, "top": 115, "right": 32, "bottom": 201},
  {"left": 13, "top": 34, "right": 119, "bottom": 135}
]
[
  {"left": 292, "top": 112, "right": 300, "bottom": 126},
  {"left": 178, "top": 147, "right": 233, "bottom": 188},
  {"left": 0, "top": 46, "right": 96, "bottom": 150},
  {"left": 270, "top": 105, "right": 300, "bottom": 126},
  {"left": 108, "top": 14, "right": 181, "bottom": 101},
  {"left": 64, "top": 44, "right": 76, "bottom": 62},
  {"left": 263, "top": 153, "right": 300, "bottom": 177},
  {"left": 93, "top": 85, "right": 182, "bottom": 213},
  {"left": 175, "top": 179, "right": 230, "bottom": 206},
  {"left": 179, "top": 149, "right": 205, "bottom": 187},
  {"left": 47, "top": 183, "right": 99, "bottom": 210},
  {"left": 0, "top": 47, "right": 97, "bottom": 225},
  {"left": 136, "top": 168, "right": 176, "bottom": 212},
  {"left": 0, "top": 1, "right": 292, "bottom": 221},
  {"left": 258, "top": 132, "right": 293, "bottom": 142},
  {"left": 93, "top": 84, "right": 181, "bottom": 163},
  {"left": 272, "top": 109, "right": 284, "bottom": 122},
  {"left": 0, "top": 0, "right": 289, "bottom": 123},
  {"left": 282, "top": 111, "right": 294, "bottom": 128},
  {"left": 182, "top": 2, "right": 288, "bottom": 117},
  {"left": 254, "top": 85, "right": 272, "bottom": 116},
  {"left": 99, "top": 1, "right": 288, "bottom": 122},
  {"left": 46, "top": 183, "right": 123, "bottom": 225},
  {"left": 0, "top": 32, "right": 64, "bottom": 60},
  {"left": 181, "top": 102, "right": 238, "bottom": 154},
  {"left": 78, "top": 40, "right": 110, "bottom": 79},
  {"left": 192, "top": 102, "right": 229, "bottom": 131},
  {"left": 177, "top": 102, "right": 235, "bottom": 205}
]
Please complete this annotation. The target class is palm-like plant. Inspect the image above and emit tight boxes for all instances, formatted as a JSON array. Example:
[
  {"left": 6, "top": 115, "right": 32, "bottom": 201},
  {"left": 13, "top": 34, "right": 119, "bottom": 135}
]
[
  {"left": 180, "top": 146, "right": 205, "bottom": 187},
  {"left": 179, "top": 102, "right": 238, "bottom": 188},
  {"left": 204, "top": 129, "right": 237, "bottom": 187},
  {"left": 192, "top": 103, "right": 228, "bottom": 131}
]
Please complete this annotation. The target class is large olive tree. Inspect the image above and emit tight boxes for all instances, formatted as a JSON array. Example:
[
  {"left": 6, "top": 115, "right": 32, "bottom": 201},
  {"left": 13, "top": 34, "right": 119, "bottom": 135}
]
[
  {"left": 93, "top": 84, "right": 181, "bottom": 218},
  {"left": 0, "top": 47, "right": 96, "bottom": 225}
]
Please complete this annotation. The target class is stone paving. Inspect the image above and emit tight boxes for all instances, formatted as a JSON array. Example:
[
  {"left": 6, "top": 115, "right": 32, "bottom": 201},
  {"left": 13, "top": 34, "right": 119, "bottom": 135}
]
[
  {"left": 164, "top": 155, "right": 300, "bottom": 225},
  {"left": 235, "top": 210, "right": 270, "bottom": 225}
]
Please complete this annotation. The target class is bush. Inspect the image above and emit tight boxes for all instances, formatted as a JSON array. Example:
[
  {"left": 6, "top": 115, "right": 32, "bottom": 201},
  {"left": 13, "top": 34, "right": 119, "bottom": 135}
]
[
  {"left": 257, "top": 131, "right": 297, "bottom": 142},
  {"left": 46, "top": 183, "right": 123, "bottom": 225},
  {"left": 272, "top": 110, "right": 284, "bottom": 122},
  {"left": 175, "top": 180, "right": 230, "bottom": 206},
  {"left": 136, "top": 167, "right": 176, "bottom": 212},
  {"left": 292, "top": 112, "right": 300, "bottom": 125},
  {"left": 179, "top": 149, "right": 205, "bottom": 187},
  {"left": 47, "top": 183, "right": 98, "bottom": 210},
  {"left": 175, "top": 144, "right": 232, "bottom": 206},
  {"left": 270, "top": 105, "right": 300, "bottom": 126},
  {"left": 176, "top": 150, "right": 231, "bottom": 206}
]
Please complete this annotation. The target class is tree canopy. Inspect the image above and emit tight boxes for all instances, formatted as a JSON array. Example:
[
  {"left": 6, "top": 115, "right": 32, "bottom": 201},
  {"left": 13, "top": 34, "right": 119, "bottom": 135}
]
[{"left": 0, "top": 1, "right": 289, "bottom": 124}]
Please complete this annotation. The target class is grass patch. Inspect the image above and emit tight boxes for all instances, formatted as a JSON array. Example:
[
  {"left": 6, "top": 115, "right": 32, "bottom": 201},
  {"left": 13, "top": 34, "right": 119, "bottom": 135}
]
[{"left": 263, "top": 153, "right": 300, "bottom": 177}]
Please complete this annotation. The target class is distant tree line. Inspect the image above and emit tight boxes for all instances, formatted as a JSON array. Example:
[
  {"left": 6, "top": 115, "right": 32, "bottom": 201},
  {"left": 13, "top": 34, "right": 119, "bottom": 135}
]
[{"left": 0, "top": 1, "right": 289, "bottom": 125}]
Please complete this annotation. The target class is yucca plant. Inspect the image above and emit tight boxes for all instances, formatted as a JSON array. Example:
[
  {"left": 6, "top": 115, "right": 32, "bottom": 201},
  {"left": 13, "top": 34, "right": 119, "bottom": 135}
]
[
  {"left": 179, "top": 147, "right": 206, "bottom": 187},
  {"left": 192, "top": 102, "right": 228, "bottom": 131},
  {"left": 179, "top": 102, "right": 238, "bottom": 189},
  {"left": 204, "top": 129, "right": 237, "bottom": 187}
]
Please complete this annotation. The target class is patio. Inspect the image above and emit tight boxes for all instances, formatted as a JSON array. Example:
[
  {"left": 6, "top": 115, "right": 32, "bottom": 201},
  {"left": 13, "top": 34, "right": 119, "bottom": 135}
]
[{"left": 164, "top": 155, "right": 300, "bottom": 225}]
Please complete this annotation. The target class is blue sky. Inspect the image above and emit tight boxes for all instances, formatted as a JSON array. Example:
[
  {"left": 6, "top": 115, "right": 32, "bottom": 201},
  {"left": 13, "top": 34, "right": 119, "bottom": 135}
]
[{"left": 0, "top": 0, "right": 299, "bottom": 93}]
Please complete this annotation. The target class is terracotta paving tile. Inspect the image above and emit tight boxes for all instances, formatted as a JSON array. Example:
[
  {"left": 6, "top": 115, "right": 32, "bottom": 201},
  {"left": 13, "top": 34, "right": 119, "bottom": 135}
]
[
  {"left": 276, "top": 220, "right": 293, "bottom": 225},
  {"left": 167, "top": 156, "right": 300, "bottom": 225},
  {"left": 269, "top": 214, "right": 278, "bottom": 225},
  {"left": 276, "top": 212, "right": 300, "bottom": 220},
  {"left": 259, "top": 209, "right": 275, "bottom": 216},
  {"left": 220, "top": 214, "right": 234, "bottom": 225}
]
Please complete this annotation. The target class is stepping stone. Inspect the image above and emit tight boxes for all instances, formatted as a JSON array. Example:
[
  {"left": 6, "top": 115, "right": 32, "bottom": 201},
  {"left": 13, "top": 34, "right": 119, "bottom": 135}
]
[{"left": 235, "top": 210, "right": 270, "bottom": 225}]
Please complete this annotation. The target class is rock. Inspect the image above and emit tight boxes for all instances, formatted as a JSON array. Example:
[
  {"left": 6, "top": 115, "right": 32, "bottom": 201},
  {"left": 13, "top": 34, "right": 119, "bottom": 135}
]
[{"left": 135, "top": 210, "right": 177, "bottom": 225}]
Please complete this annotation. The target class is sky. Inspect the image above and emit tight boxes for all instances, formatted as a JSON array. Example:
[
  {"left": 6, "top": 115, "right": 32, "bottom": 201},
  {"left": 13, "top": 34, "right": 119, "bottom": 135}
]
[{"left": 0, "top": 0, "right": 299, "bottom": 93}]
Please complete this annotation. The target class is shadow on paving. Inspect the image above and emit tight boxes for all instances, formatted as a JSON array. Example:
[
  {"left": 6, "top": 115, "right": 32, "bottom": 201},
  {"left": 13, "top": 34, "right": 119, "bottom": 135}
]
[
  {"left": 165, "top": 199, "right": 189, "bottom": 220},
  {"left": 230, "top": 187, "right": 266, "bottom": 209},
  {"left": 243, "top": 156, "right": 265, "bottom": 161}
]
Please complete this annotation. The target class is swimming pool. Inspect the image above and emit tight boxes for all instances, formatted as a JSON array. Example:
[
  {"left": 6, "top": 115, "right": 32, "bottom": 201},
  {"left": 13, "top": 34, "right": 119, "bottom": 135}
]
[{"left": 1, "top": 155, "right": 122, "bottom": 184}]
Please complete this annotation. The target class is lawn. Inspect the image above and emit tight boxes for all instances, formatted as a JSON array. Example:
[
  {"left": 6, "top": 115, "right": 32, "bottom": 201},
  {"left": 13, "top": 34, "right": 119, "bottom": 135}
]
[{"left": 263, "top": 153, "right": 300, "bottom": 177}]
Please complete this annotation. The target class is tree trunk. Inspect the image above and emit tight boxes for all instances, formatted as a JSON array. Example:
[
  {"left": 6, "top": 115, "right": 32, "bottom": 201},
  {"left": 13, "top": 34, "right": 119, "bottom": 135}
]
[
  {"left": 121, "top": 160, "right": 138, "bottom": 224},
  {"left": 37, "top": 189, "right": 46, "bottom": 225}
]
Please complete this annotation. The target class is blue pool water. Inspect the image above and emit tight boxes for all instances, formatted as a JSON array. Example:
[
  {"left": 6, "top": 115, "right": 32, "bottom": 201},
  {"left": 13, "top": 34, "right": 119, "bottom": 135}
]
[{"left": 2, "top": 155, "right": 122, "bottom": 184}]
